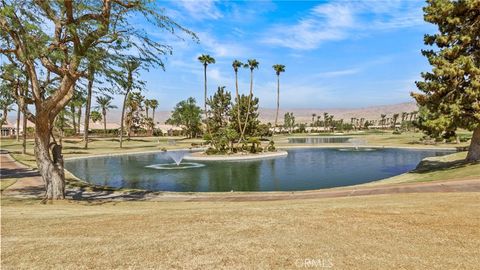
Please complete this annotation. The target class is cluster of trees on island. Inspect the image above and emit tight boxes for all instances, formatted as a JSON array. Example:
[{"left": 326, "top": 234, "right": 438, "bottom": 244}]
[
  {"left": 166, "top": 56, "right": 284, "bottom": 154},
  {"left": 0, "top": 0, "right": 478, "bottom": 200}
]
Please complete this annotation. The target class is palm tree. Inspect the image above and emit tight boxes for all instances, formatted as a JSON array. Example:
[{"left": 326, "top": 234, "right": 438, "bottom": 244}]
[
  {"left": 198, "top": 54, "right": 215, "bottom": 134},
  {"left": 119, "top": 59, "right": 141, "bottom": 148},
  {"left": 144, "top": 99, "right": 152, "bottom": 118},
  {"left": 90, "top": 111, "right": 102, "bottom": 123},
  {"left": 240, "top": 59, "right": 259, "bottom": 141},
  {"left": 392, "top": 113, "right": 399, "bottom": 128},
  {"left": 380, "top": 114, "right": 386, "bottom": 129},
  {"left": 312, "top": 113, "right": 317, "bottom": 127},
  {"left": 125, "top": 92, "right": 144, "bottom": 139},
  {"left": 323, "top": 112, "right": 329, "bottom": 132},
  {"left": 401, "top": 112, "right": 408, "bottom": 124},
  {"left": 150, "top": 99, "right": 159, "bottom": 125},
  {"left": 232, "top": 59, "right": 245, "bottom": 139},
  {"left": 272, "top": 64, "right": 285, "bottom": 134},
  {"left": 95, "top": 95, "right": 117, "bottom": 136}
]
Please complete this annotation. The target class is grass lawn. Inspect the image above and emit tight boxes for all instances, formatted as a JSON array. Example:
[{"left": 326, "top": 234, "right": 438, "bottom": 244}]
[
  {"left": 367, "top": 151, "right": 480, "bottom": 186},
  {"left": 1, "top": 193, "right": 479, "bottom": 269},
  {"left": 1, "top": 132, "right": 478, "bottom": 269},
  {"left": 0, "top": 179, "right": 17, "bottom": 191},
  {"left": 271, "top": 130, "right": 471, "bottom": 149}
]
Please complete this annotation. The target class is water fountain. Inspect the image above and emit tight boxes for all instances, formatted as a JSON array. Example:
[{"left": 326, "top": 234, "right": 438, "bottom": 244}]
[
  {"left": 145, "top": 162, "right": 205, "bottom": 170},
  {"left": 350, "top": 138, "right": 365, "bottom": 150},
  {"left": 167, "top": 150, "right": 186, "bottom": 166},
  {"left": 338, "top": 138, "right": 376, "bottom": 151},
  {"left": 145, "top": 150, "right": 206, "bottom": 170}
]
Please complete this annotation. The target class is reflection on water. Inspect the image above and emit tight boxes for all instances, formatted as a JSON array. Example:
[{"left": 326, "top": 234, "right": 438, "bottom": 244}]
[
  {"left": 288, "top": 137, "right": 351, "bottom": 144},
  {"left": 65, "top": 148, "right": 453, "bottom": 192}
]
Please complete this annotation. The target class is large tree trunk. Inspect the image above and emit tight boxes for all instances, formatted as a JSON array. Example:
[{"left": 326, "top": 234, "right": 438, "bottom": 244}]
[
  {"left": 34, "top": 116, "right": 65, "bottom": 200},
  {"left": 466, "top": 126, "right": 480, "bottom": 162},
  {"left": 83, "top": 71, "right": 94, "bottom": 148}
]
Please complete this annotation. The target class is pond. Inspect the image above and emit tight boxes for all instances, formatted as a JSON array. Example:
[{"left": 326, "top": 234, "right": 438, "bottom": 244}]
[
  {"left": 65, "top": 148, "right": 453, "bottom": 192},
  {"left": 288, "top": 137, "right": 352, "bottom": 144}
]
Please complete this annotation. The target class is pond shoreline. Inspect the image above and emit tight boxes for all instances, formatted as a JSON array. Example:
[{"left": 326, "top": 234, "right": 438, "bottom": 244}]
[
  {"left": 63, "top": 145, "right": 459, "bottom": 161},
  {"left": 183, "top": 151, "right": 288, "bottom": 161}
]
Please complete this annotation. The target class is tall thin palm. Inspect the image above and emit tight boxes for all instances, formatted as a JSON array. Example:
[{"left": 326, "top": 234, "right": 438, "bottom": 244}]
[
  {"left": 144, "top": 99, "right": 152, "bottom": 118},
  {"left": 232, "top": 59, "right": 245, "bottom": 141},
  {"left": 150, "top": 99, "right": 159, "bottom": 125},
  {"left": 323, "top": 112, "right": 329, "bottom": 132},
  {"left": 272, "top": 64, "right": 285, "bottom": 135},
  {"left": 240, "top": 59, "right": 259, "bottom": 141},
  {"left": 119, "top": 59, "right": 141, "bottom": 148},
  {"left": 380, "top": 114, "right": 386, "bottom": 129},
  {"left": 95, "top": 95, "right": 117, "bottom": 136},
  {"left": 198, "top": 54, "right": 215, "bottom": 135}
]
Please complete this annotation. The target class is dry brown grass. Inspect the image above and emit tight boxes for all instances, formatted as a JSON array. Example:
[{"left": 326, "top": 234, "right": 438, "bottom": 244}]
[{"left": 2, "top": 192, "right": 479, "bottom": 269}]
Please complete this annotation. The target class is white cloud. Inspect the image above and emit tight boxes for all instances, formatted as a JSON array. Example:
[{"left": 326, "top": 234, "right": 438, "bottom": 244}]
[
  {"left": 314, "top": 68, "right": 361, "bottom": 78},
  {"left": 175, "top": 0, "right": 222, "bottom": 20},
  {"left": 261, "top": 1, "right": 425, "bottom": 50},
  {"left": 197, "top": 32, "right": 249, "bottom": 58}
]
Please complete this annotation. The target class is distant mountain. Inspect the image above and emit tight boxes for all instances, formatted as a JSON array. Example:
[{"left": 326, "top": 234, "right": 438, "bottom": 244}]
[{"left": 7, "top": 102, "right": 418, "bottom": 125}]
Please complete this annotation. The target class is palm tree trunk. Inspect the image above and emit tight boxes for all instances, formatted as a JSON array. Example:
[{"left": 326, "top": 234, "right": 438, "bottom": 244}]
[
  {"left": 204, "top": 64, "right": 211, "bottom": 137},
  {"left": 22, "top": 109, "right": 27, "bottom": 154},
  {"left": 22, "top": 80, "right": 29, "bottom": 154},
  {"left": 16, "top": 103, "right": 20, "bottom": 141},
  {"left": 83, "top": 70, "right": 94, "bottom": 149},
  {"left": 274, "top": 74, "right": 280, "bottom": 135},
  {"left": 240, "top": 69, "right": 253, "bottom": 141},
  {"left": 119, "top": 89, "right": 130, "bottom": 148},
  {"left": 235, "top": 71, "right": 242, "bottom": 144},
  {"left": 77, "top": 105, "right": 82, "bottom": 134},
  {"left": 71, "top": 104, "right": 76, "bottom": 135},
  {"left": 103, "top": 110, "right": 107, "bottom": 136},
  {"left": 152, "top": 108, "right": 155, "bottom": 125}
]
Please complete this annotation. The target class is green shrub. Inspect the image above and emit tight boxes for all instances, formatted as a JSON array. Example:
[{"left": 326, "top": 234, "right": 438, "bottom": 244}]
[
  {"left": 205, "top": 147, "right": 218, "bottom": 155},
  {"left": 267, "top": 140, "right": 276, "bottom": 151}
]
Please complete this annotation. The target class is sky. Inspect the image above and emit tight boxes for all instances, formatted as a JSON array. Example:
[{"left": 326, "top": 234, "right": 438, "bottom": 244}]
[
  {"left": 134, "top": 0, "right": 436, "bottom": 111},
  {"left": 4, "top": 0, "right": 437, "bottom": 111}
]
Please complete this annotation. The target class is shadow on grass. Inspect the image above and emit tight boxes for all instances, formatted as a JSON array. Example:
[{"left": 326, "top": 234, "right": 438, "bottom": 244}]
[
  {"left": 0, "top": 167, "right": 41, "bottom": 179},
  {"left": 64, "top": 178, "right": 155, "bottom": 203},
  {"left": 412, "top": 158, "right": 477, "bottom": 174},
  {"left": 66, "top": 186, "right": 155, "bottom": 204},
  {"left": 65, "top": 151, "right": 89, "bottom": 154}
]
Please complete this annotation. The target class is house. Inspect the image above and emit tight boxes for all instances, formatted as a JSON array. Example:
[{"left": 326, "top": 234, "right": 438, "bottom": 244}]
[
  {"left": 0, "top": 121, "right": 16, "bottom": 137},
  {"left": 79, "top": 121, "right": 121, "bottom": 134}
]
